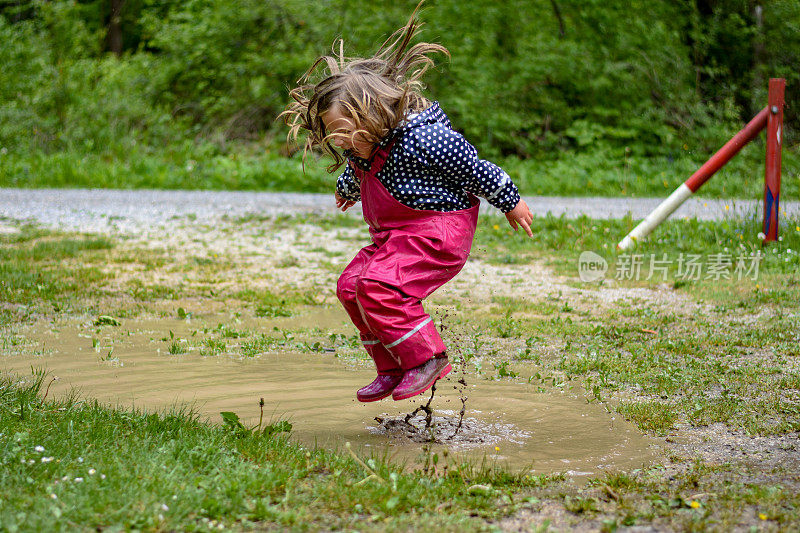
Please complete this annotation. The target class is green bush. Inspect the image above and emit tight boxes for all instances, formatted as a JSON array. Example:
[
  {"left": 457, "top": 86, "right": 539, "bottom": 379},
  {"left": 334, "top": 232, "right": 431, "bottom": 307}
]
[{"left": 0, "top": 0, "right": 797, "bottom": 193}]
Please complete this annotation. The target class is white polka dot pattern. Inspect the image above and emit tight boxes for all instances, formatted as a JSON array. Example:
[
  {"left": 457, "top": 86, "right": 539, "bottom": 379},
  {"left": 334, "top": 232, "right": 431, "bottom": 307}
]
[{"left": 335, "top": 102, "right": 521, "bottom": 213}]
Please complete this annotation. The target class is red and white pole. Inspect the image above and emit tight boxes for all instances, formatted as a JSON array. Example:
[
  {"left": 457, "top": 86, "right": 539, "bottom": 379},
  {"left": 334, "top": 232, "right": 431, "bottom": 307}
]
[
  {"left": 763, "top": 78, "right": 785, "bottom": 242},
  {"left": 617, "top": 106, "right": 771, "bottom": 250}
]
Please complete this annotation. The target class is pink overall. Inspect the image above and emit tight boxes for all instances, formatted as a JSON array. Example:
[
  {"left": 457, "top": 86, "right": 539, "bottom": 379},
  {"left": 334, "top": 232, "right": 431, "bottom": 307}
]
[{"left": 336, "top": 142, "right": 480, "bottom": 375}]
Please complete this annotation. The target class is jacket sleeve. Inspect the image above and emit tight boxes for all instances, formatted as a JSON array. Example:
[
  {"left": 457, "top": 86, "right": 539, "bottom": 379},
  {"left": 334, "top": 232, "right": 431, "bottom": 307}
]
[
  {"left": 335, "top": 162, "right": 361, "bottom": 202},
  {"left": 406, "top": 123, "right": 521, "bottom": 213}
]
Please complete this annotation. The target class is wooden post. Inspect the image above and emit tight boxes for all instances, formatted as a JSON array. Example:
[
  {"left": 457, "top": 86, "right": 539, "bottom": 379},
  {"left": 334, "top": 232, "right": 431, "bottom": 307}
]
[
  {"left": 763, "top": 78, "right": 785, "bottom": 242},
  {"left": 617, "top": 107, "right": 769, "bottom": 250},
  {"left": 618, "top": 78, "right": 787, "bottom": 251}
]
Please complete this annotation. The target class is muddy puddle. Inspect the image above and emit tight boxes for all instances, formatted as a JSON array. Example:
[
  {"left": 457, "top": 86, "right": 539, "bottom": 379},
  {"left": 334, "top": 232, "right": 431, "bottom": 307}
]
[{"left": 3, "top": 310, "right": 660, "bottom": 477}]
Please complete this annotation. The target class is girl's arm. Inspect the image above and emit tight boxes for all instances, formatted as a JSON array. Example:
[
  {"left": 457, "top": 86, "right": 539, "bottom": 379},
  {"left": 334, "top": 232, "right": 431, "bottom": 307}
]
[
  {"left": 408, "top": 123, "right": 519, "bottom": 211},
  {"left": 335, "top": 163, "right": 360, "bottom": 211},
  {"left": 408, "top": 124, "right": 533, "bottom": 236}
]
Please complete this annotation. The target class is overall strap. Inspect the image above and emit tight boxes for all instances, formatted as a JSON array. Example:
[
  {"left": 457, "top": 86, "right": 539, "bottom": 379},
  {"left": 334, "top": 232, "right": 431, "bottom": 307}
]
[
  {"left": 367, "top": 139, "right": 397, "bottom": 177},
  {"left": 352, "top": 139, "right": 397, "bottom": 184}
]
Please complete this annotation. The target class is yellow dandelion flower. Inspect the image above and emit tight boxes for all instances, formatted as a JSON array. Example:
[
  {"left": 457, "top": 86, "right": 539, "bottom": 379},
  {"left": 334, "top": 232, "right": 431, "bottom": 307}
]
[
  {"left": 795, "top": 226, "right": 800, "bottom": 232},
  {"left": 725, "top": 205, "right": 730, "bottom": 211},
  {"left": 494, "top": 446, "right": 500, "bottom": 452},
  {"left": 759, "top": 513, "right": 767, "bottom": 520},
  {"left": 690, "top": 500, "right": 700, "bottom": 509},
  {"left": 493, "top": 224, "right": 500, "bottom": 230}
]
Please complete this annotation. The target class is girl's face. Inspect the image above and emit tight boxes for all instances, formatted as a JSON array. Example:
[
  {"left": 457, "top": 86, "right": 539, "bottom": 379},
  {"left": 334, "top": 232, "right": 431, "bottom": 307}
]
[{"left": 321, "top": 105, "right": 374, "bottom": 159}]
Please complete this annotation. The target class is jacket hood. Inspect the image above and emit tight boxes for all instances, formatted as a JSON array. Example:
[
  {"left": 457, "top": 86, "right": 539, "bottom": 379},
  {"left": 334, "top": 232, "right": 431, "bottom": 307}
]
[
  {"left": 371, "top": 101, "right": 449, "bottom": 151},
  {"left": 348, "top": 102, "right": 450, "bottom": 168},
  {"left": 398, "top": 101, "right": 451, "bottom": 132}
]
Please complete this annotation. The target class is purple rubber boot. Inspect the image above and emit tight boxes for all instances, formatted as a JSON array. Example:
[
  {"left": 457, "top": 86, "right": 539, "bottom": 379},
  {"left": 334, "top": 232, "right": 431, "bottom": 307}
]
[
  {"left": 357, "top": 374, "right": 403, "bottom": 402},
  {"left": 391, "top": 356, "right": 452, "bottom": 401}
]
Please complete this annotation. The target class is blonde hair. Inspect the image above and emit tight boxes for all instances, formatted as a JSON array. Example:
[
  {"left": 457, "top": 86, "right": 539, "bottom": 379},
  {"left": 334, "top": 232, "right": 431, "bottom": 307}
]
[{"left": 280, "top": 2, "right": 449, "bottom": 172}]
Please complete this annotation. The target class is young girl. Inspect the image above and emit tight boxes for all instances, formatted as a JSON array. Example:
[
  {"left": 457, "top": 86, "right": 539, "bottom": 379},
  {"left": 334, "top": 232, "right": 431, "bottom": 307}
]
[{"left": 282, "top": 5, "right": 533, "bottom": 403}]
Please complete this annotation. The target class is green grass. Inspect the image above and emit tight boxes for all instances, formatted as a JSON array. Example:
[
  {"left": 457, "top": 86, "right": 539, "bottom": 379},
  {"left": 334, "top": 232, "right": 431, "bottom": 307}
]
[
  {"left": 501, "top": 141, "right": 800, "bottom": 199},
  {"left": 0, "top": 145, "right": 332, "bottom": 193},
  {"left": 3, "top": 213, "right": 800, "bottom": 529},
  {"left": 616, "top": 401, "right": 680, "bottom": 434},
  {"left": 473, "top": 211, "right": 800, "bottom": 309},
  {"left": 459, "top": 298, "right": 800, "bottom": 435},
  {"left": 0, "top": 225, "right": 116, "bottom": 323},
  {"left": 452, "top": 211, "right": 800, "bottom": 435},
  {"left": 126, "top": 279, "right": 184, "bottom": 302},
  {"left": 7, "top": 215, "right": 794, "bottom": 437},
  {"left": 237, "top": 212, "right": 363, "bottom": 231},
  {"left": 239, "top": 333, "right": 283, "bottom": 357},
  {"left": 0, "top": 371, "right": 558, "bottom": 531},
  {"left": 232, "top": 287, "right": 325, "bottom": 318},
  {"left": 0, "top": 222, "right": 333, "bottom": 326},
  {"left": 580, "top": 462, "right": 799, "bottom": 531},
  {"left": 3, "top": 140, "right": 797, "bottom": 199}
]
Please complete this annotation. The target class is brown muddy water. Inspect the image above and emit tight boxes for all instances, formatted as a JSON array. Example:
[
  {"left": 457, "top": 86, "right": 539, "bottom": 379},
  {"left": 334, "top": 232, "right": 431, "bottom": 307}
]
[{"left": 3, "top": 310, "right": 660, "bottom": 478}]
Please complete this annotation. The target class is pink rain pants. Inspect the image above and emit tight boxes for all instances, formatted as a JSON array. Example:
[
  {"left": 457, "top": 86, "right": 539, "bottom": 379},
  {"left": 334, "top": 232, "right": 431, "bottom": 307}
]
[{"left": 336, "top": 142, "right": 479, "bottom": 375}]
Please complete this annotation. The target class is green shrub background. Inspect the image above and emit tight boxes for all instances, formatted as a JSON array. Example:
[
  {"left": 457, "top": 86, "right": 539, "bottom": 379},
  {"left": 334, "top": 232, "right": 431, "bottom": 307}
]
[{"left": 1, "top": 0, "right": 798, "bottom": 197}]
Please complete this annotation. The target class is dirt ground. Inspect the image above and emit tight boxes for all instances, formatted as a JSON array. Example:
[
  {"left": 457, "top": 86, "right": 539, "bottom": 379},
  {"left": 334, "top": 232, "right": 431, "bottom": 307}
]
[
  {"left": 6, "top": 211, "right": 799, "bottom": 530},
  {"left": 111, "top": 216, "right": 797, "bottom": 529}
]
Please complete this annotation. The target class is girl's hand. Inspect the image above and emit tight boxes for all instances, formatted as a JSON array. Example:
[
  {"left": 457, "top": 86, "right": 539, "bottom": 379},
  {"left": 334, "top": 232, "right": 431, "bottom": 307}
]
[
  {"left": 505, "top": 199, "right": 533, "bottom": 237},
  {"left": 335, "top": 191, "right": 356, "bottom": 212}
]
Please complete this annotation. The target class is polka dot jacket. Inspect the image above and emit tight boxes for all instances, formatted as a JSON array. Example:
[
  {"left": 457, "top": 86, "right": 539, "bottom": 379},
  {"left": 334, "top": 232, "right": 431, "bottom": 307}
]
[{"left": 335, "top": 102, "right": 521, "bottom": 213}]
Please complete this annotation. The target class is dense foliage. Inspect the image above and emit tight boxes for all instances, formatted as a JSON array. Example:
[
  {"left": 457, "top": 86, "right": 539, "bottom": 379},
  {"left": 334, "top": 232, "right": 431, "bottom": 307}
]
[{"left": 0, "top": 0, "right": 797, "bottom": 193}]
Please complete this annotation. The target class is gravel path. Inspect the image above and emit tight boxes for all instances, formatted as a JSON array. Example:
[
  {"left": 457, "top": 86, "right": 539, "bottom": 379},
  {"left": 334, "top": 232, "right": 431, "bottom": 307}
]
[{"left": 1, "top": 188, "right": 797, "bottom": 234}]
